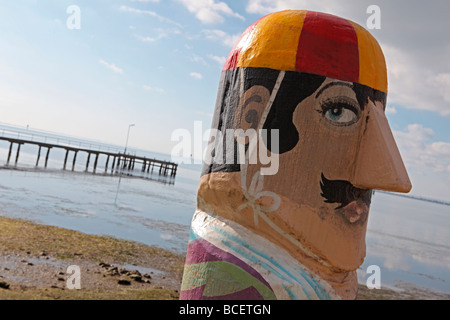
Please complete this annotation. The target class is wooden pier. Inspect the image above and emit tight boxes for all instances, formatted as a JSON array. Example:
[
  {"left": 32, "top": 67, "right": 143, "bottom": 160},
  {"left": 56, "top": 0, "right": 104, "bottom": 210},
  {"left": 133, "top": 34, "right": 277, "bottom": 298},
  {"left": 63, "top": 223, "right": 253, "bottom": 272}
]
[{"left": 0, "top": 136, "right": 178, "bottom": 178}]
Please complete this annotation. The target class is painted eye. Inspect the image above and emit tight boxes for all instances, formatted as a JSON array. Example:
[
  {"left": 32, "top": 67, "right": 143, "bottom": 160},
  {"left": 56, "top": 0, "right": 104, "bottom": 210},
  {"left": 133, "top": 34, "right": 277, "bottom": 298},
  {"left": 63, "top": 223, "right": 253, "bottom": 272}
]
[{"left": 321, "top": 101, "right": 360, "bottom": 126}]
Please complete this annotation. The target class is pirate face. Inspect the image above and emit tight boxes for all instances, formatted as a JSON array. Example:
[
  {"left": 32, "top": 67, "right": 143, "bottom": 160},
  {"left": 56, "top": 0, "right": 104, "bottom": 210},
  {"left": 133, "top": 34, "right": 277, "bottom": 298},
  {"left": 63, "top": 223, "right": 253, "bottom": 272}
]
[
  {"left": 198, "top": 10, "right": 411, "bottom": 271},
  {"left": 236, "top": 74, "right": 411, "bottom": 269},
  {"left": 248, "top": 77, "right": 377, "bottom": 223},
  {"left": 267, "top": 76, "right": 410, "bottom": 222}
]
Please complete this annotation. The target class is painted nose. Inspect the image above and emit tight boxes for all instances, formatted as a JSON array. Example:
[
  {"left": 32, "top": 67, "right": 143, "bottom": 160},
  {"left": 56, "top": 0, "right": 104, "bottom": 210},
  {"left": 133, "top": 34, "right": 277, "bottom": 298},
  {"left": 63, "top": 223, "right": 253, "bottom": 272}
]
[{"left": 352, "top": 102, "right": 412, "bottom": 193}]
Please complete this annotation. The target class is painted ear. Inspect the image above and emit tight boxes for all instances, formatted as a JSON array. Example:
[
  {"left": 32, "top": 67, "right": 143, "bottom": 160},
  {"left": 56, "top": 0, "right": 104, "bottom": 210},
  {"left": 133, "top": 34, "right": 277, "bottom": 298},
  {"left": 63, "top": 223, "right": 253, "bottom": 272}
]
[{"left": 233, "top": 85, "right": 271, "bottom": 144}]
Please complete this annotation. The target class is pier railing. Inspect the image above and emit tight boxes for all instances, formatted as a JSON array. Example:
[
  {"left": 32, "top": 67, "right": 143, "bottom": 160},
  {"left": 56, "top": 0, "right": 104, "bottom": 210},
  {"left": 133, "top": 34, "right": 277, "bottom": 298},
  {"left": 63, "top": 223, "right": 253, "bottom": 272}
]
[
  {"left": 0, "top": 127, "right": 123, "bottom": 155},
  {"left": 0, "top": 133, "right": 177, "bottom": 179}
]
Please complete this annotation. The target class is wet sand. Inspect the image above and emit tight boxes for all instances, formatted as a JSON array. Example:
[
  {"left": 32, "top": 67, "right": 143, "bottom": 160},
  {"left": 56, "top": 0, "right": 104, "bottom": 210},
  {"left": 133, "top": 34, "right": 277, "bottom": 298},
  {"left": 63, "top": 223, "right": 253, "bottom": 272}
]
[{"left": 0, "top": 216, "right": 183, "bottom": 299}]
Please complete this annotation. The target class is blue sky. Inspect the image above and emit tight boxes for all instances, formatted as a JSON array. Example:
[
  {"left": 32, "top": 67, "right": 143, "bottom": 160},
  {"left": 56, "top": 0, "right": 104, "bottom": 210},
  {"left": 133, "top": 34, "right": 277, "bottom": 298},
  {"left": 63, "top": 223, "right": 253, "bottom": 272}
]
[{"left": 0, "top": 0, "right": 449, "bottom": 200}]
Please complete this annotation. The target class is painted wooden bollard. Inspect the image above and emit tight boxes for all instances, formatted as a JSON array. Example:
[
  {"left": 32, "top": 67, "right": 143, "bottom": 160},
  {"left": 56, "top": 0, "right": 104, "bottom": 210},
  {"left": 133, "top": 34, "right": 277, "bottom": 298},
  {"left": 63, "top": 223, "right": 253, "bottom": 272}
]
[{"left": 180, "top": 10, "right": 412, "bottom": 300}]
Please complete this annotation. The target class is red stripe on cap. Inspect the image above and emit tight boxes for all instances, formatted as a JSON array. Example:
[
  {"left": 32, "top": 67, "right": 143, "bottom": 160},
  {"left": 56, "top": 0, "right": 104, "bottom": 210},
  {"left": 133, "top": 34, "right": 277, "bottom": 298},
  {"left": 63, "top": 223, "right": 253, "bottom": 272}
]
[{"left": 295, "top": 11, "right": 359, "bottom": 82}]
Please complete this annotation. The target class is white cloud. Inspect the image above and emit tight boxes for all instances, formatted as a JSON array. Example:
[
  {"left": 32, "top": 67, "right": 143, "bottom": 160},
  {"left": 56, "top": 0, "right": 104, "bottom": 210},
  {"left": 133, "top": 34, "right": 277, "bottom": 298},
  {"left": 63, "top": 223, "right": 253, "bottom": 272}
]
[
  {"left": 429, "top": 73, "right": 450, "bottom": 105},
  {"left": 190, "top": 72, "right": 203, "bottom": 80},
  {"left": 189, "top": 54, "right": 208, "bottom": 65},
  {"left": 133, "top": 27, "right": 180, "bottom": 43},
  {"left": 385, "top": 106, "right": 397, "bottom": 115},
  {"left": 177, "top": 0, "right": 244, "bottom": 24},
  {"left": 243, "top": 1, "right": 450, "bottom": 118},
  {"left": 207, "top": 54, "right": 226, "bottom": 66},
  {"left": 143, "top": 85, "right": 165, "bottom": 93},
  {"left": 430, "top": 142, "right": 450, "bottom": 157},
  {"left": 129, "top": 0, "right": 160, "bottom": 2},
  {"left": 246, "top": 0, "right": 341, "bottom": 15},
  {"left": 393, "top": 124, "right": 450, "bottom": 175},
  {"left": 119, "top": 5, "right": 182, "bottom": 28},
  {"left": 120, "top": 6, "right": 157, "bottom": 16},
  {"left": 134, "top": 33, "right": 167, "bottom": 42},
  {"left": 384, "top": 44, "right": 450, "bottom": 116},
  {"left": 196, "top": 110, "right": 214, "bottom": 117},
  {"left": 202, "top": 29, "right": 241, "bottom": 48},
  {"left": 98, "top": 59, "right": 123, "bottom": 74}
]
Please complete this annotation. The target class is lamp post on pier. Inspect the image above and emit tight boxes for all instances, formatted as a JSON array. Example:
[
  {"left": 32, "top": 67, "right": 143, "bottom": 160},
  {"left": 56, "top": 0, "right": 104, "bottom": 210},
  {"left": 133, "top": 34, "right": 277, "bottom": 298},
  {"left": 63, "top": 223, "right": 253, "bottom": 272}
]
[
  {"left": 124, "top": 124, "right": 135, "bottom": 154},
  {"left": 115, "top": 123, "right": 135, "bottom": 206}
]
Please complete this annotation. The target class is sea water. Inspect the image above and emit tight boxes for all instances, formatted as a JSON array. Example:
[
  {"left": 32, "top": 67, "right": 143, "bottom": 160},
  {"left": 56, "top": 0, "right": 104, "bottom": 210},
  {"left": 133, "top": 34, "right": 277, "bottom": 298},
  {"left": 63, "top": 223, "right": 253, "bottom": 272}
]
[
  {"left": 361, "top": 191, "right": 450, "bottom": 294},
  {"left": 0, "top": 126, "right": 449, "bottom": 295}
]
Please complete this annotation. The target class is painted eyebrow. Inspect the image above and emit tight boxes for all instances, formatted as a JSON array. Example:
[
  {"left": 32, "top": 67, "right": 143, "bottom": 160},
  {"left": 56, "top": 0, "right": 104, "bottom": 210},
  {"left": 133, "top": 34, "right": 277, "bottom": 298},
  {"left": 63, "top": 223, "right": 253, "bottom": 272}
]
[{"left": 315, "top": 82, "right": 354, "bottom": 99}]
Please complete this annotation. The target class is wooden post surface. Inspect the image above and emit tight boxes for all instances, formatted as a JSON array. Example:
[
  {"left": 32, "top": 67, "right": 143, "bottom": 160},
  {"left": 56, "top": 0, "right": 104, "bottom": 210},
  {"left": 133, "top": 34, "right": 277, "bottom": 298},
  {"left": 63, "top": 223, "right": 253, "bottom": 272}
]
[{"left": 180, "top": 10, "right": 411, "bottom": 301}]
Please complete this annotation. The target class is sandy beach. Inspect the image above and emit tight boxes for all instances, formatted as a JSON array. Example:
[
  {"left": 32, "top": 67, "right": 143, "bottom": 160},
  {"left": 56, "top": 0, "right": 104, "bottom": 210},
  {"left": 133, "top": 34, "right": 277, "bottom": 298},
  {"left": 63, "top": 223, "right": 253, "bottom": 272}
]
[
  {"left": 0, "top": 216, "right": 449, "bottom": 300},
  {"left": 0, "top": 216, "right": 183, "bottom": 299}
]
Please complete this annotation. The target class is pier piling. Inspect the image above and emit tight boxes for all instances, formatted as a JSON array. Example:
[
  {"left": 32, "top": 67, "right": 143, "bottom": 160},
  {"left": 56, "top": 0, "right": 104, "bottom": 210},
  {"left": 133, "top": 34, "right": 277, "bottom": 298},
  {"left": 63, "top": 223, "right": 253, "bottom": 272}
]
[
  {"left": 72, "top": 151, "right": 78, "bottom": 171},
  {"left": 63, "top": 149, "right": 69, "bottom": 170},
  {"left": 6, "top": 142, "right": 13, "bottom": 165},
  {"left": 44, "top": 148, "right": 51, "bottom": 168},
  {"left": 36, "top": 146, "right": 41, "bottom": 167}
]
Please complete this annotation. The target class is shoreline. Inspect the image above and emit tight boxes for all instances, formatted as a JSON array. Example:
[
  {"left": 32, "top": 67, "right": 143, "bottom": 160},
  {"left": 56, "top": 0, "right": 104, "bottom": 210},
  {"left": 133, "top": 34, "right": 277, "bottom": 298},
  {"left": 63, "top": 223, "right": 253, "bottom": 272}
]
[{"left": 0, "top": 216, "right": 448, "bottom": 300}]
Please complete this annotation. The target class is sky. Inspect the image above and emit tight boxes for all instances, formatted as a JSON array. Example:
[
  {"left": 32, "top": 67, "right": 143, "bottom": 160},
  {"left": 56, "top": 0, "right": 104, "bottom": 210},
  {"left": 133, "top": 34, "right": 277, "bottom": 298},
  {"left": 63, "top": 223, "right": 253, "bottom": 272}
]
[{"left": 0, "top": 0, "right": 449, "bottom": 201}]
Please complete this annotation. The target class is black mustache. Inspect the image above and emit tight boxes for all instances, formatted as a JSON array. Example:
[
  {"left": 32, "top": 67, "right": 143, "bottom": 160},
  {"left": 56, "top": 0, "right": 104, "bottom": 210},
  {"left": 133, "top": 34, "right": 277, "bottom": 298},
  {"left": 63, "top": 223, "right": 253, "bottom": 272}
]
[{"left": 320, "top": 173, "right": 372, "bottom": 209}]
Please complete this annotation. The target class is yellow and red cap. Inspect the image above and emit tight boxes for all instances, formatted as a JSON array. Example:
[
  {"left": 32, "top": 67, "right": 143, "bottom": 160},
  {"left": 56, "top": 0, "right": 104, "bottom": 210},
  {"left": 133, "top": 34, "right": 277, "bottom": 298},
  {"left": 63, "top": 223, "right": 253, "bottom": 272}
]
[{"left": 223, "top": 10, "right": 387, "bottom": 93}]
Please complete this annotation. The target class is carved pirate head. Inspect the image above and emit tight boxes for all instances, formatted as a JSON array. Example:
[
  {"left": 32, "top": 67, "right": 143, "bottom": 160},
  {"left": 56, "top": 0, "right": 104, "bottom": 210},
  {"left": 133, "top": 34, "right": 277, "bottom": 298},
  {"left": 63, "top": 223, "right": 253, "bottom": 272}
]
[{"left": 182, "top": 10, "right": 411, "bottom": 300}]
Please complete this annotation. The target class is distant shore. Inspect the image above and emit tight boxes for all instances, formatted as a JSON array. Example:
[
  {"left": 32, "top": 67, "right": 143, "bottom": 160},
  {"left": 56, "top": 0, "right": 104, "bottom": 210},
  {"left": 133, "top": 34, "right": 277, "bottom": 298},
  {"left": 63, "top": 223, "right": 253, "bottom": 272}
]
[
  {"left": 376, "top": 190, "right": 450, "bottom": 207},
  {"left": 0, "top": 216, "right": 448, "bottom": 300}
]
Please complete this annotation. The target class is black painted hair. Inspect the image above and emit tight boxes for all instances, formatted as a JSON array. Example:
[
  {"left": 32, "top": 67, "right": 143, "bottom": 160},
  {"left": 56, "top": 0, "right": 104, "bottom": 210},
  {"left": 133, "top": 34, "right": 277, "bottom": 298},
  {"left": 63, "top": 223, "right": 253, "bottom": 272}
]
[{"left": 202, "top": 67, "right": 387, "bottom": 176}]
